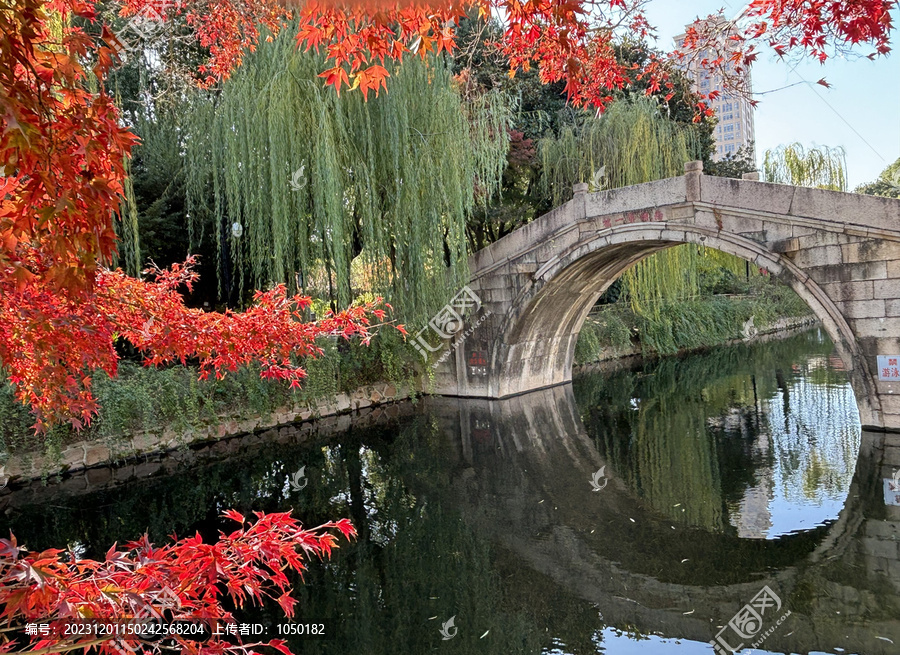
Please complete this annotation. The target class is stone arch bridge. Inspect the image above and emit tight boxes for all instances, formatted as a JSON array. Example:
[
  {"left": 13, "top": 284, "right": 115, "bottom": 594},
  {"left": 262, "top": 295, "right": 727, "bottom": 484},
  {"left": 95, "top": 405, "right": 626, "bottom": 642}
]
[{"left": 428, "top": 161, "right": 900, "bottom": 431}]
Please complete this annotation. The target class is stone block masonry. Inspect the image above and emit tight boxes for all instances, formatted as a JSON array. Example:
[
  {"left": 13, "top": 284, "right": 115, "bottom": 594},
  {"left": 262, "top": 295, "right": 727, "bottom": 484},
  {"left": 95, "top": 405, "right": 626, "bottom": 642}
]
[{"left": 431, "top": 161, "right": 900, "bottom": 433}]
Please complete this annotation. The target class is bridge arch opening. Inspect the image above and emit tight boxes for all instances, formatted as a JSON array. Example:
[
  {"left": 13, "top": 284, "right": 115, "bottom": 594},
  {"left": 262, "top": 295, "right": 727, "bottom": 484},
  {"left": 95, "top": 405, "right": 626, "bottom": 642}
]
[{"left": 492, "top": 224, "right": 880, "bottom": 427}]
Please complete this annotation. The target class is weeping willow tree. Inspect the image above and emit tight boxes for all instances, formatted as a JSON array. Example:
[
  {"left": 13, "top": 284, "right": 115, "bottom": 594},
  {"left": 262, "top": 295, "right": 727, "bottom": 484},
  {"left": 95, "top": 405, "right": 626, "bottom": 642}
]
[
  {"left": 762, "top": 142, "right": 848, "bottom": 191},
  {"left": 539, "top": 98, "right": 700, "bottom": 205},
  {"left": 183, "top": 28, "right": 511, "bottom": 321},
  {"left": 539, "top": 99, "right": 748, "bottom": 317}
]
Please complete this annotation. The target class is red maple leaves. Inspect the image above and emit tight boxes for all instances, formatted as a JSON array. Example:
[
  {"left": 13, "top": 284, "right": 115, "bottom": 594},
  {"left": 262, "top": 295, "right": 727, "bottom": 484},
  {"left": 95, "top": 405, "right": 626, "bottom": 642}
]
[
  {"left": 674, "top": 1, "right": 894, "bottom": 108},
  {"left": 1, "top": 0, "right": 135, "bottom": 294},
  {"left": 747, "top": 0, "right": 894, "bottom": 61},
  {"left": 1, "top": 0, "right": 895, "bottom": 430},
  {"left": 280, "top": 0, "right": 666, "bottom": 111},
  {"left": 0, "top": 255, "right": 392, "bottom": 431},
  {"left": 292, "top": 0, "right": 463, "bottom": 99},
  {"left": 0, "top": 512, "right": 356, "bottom": 655}
]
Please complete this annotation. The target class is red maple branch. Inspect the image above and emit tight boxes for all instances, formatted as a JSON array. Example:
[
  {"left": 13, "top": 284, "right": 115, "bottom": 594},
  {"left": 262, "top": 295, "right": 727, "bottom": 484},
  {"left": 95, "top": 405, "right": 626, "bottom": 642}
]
[{"left": 0, "top": 512, "right": 356, "bottom": 655}]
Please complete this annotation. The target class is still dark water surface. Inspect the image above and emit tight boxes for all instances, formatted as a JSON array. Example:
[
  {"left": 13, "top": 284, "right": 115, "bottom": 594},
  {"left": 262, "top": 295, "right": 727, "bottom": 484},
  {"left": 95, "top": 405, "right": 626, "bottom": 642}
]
[{"left": 5, "top": 328, "right": 900, "bottom": 654}]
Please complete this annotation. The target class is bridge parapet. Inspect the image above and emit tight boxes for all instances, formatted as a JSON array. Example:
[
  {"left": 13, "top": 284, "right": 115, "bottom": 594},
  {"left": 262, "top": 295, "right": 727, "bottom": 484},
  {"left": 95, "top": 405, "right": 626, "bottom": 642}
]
[{"left": 431, "top": 161, "right": 900, "bottom": 432}]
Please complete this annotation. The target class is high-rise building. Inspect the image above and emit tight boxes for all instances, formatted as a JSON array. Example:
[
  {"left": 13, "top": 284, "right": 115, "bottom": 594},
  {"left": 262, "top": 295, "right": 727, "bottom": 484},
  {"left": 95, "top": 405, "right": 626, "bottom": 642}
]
[{"left": 674, "top": 23, "right": 756, "bottom": 161}]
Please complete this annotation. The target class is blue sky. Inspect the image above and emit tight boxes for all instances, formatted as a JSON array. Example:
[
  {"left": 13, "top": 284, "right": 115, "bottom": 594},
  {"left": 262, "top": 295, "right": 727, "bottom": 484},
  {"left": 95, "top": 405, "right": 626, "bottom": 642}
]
[{"left": 641, "top": 1, "right": 900, "bottom": 188}]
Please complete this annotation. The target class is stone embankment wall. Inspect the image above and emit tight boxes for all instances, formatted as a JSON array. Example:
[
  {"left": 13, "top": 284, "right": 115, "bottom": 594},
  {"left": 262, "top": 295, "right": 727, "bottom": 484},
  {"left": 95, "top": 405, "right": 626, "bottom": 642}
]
[
  {"left": 0, "top": 395, "right": 419, "bottom": 510},
  {"left": 0, "top": 315, "right": 820, "bottom": 485},
  {"left": 1, "top": 383, "right": 411, "bottom": 486},
  {"left": 575, "top": 314, "right": 819, "bottom": 372}
]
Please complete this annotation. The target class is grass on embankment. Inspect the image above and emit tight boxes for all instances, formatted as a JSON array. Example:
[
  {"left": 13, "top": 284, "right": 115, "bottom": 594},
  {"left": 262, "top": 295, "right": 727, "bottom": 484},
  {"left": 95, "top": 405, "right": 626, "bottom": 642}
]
[{"left": 0, "top": 328, "right": 420, "bottom": 459}]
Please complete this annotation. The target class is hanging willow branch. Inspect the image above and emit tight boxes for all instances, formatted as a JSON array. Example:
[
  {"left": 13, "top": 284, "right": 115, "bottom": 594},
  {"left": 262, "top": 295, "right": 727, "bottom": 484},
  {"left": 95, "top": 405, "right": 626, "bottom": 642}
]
[
  {"left": 762, "top": 142, "right": 848, "bottom": 191},
  {"left": 538, "top": 99, "right": 760, "bottom": 314},
  {"left": 539, "top": 98, "right": 700, "bottom": 206},
  {"left": 182, "top": 29, "right": 511, "bottom": 322},
  {"left": 112, "top": 85, "right": 141, "bottom": 278},
  {"left": 540, "top": 99, "right": 702, "bottom": 313},
  {"left": 116, "top": 153, "right": 142, "bottom": 278}
]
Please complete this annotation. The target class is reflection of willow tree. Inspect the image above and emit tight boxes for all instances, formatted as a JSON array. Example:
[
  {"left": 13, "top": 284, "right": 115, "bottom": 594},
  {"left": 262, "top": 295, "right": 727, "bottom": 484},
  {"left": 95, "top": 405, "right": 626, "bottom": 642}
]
[
  {"left": 294, "top": 422, "right": 539, "bottom": 655},
  {"left": 360, "top": 416, "right": 603, "bottom": 655},
  {"left": 1, "top": 421, "right": 576, "bottom": 655},
  {"left": 577, "top": 356, "right": 738, "bottom": 532},
  {"left": 574, "top": 329, "right": 856, "bottom": 532},
  {"left": 636, "top": 396, "right": 724, "bottom": 530},
  {"left": 764, "top": 351, "right": 861, "bottom": 503}
]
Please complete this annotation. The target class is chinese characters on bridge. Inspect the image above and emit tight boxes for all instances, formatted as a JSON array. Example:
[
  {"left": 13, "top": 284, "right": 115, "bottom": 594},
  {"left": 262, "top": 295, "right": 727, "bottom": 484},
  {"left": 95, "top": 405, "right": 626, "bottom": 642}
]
[{"left": 878, "top": 355, "right": 900, "bottom": 381}]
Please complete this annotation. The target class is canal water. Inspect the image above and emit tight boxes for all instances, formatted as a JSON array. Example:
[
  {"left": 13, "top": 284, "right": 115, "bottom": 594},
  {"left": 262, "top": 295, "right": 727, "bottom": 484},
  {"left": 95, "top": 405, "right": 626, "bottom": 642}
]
[{"left": 4, "top": 328, "right": 900, "bottom": 654}]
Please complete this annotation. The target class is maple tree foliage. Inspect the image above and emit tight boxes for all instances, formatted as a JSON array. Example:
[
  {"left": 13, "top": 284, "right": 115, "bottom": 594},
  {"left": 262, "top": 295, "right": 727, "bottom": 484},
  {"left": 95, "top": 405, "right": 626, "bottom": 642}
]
[
  {"left": 0, "top": 0, "right": 394, "bottom": 431},
  {"left": 674, "top": 0, "right": 895, "bottom": 115},
  {"left": 156, "top": 0, "right": 897, "bottom": 109},
  {"left": 1, "top": 255, "right": 394, "bottom": 430},
  {"left": 1, "top": 0, "right": 895, "bottom": 429},
  {"left": 0, "top": 511, "right": 356, "bottom": 655}
]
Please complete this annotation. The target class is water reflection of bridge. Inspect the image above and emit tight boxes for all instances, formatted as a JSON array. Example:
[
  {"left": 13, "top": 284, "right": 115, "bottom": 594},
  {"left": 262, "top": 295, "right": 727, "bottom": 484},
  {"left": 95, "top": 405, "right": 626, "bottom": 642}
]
[
  {"left": 429, "top": 385, "right": 900, "bottom": 654},
  {"left": 3, "top": 333, "right": 897, "bottom": 654}
]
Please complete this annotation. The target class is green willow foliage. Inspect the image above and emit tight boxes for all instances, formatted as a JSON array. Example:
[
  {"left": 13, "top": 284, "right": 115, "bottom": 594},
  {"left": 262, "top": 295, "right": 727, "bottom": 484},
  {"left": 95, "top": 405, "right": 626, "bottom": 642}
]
[
  {"left": 539, "top": 98, "right": 700, "bottom": 205},
  {"left": 763, "top": 142, "right": 848, "bottom": 191},
  {"left": 115, "top": 153, "right": 142, "bottom": 277},
  {"left": 112, "top": 87, "right": 141, "bottom": 278},
  {"left": 183, "top": 30, "right": 511, "bottom": 321},
  {"left": 539, "top": 99, "right": 748, "bottom": 315}
]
